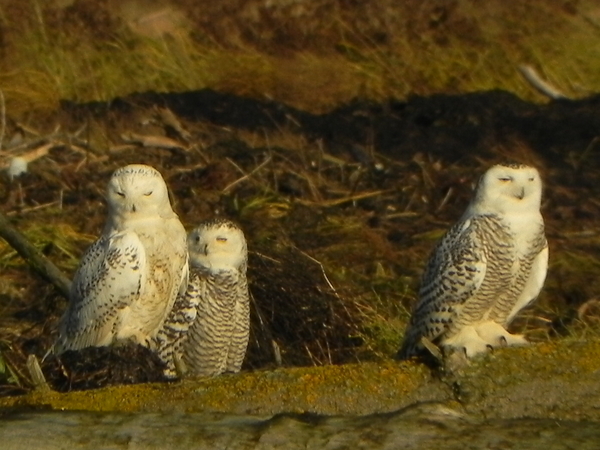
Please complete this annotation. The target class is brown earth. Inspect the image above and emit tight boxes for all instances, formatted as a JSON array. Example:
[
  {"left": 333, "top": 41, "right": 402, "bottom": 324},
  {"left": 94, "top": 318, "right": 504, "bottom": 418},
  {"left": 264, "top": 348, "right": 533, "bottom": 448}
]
[
  {"left": 0, "top": 0, "right": 600, "bottom": 397},
  {"left": 1, "top": 87, "right": 600, "bottom": 395}
]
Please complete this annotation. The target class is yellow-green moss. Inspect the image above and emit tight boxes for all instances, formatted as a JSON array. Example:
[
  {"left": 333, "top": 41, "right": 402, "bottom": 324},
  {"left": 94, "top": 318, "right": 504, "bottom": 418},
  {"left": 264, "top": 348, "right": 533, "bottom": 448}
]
[
  {"left": 0, "top": 361, "right": 429, "bottom": 415},
  {"left": 2, "top": 338, "right": 600, "bottom": 419}
]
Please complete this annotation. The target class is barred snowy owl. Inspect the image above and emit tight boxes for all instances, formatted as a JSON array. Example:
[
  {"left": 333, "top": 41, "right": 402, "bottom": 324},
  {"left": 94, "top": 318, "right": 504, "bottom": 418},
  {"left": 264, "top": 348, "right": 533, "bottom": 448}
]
[
  {"left": 156, "top": 218, "right": 250, "bottom": 378},
  {"left": 55, "top": 164, "right": 188, "bottom": 354},
  {"left": 398, "top": 163, "right": 548, "bottom": 359}
]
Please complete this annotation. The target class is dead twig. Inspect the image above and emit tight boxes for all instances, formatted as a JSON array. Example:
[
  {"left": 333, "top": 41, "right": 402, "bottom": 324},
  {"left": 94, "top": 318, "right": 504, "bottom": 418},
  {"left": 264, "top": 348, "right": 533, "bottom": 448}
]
[
  {"left": 294, "top": 247, "right": 341, "bottom": 299},
  {"left": 271, "top": 340, "right": 282, "bottom": 367},
  {"left": 26, "top": 354, "right": 50, "bottom": 392},
  {"left": 577, "top": 298, "right": 600, "bottom": 324},
  {"left": 155, "top": 106, "right": 192, "bottom": 141},
  {"left": 0, "top": 142, "right": 57, "bottom": 176},
  {"left": 0, "top": 89, "right": 5, "bottom": 152},
  {"left": 120, "top": 132, "right": 187, "bottom": 151},
  {"left": 5, "top": 200, "right": 61, "bottom": 216},
  {"left": 295, "top": 189, "right": 387, "bottom": 207},
  {"left": 222, "top": 156, "right": 273, "bottom": 194},
  {"left": 0, "top": 209, "right": 71, "bottom": 298},
  {"left": 518, "top": 65, "right": 569, "bottom": 100},
  {"left": 436, "top": 186, "right": 454, "bottom": 213}
]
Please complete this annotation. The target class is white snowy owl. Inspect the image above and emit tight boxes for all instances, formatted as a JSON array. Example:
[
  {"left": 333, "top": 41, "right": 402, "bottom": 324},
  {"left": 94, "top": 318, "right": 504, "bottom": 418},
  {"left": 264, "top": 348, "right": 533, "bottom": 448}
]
[
  {"left": 55, "top": 164, "right": 188, "bottom": 354},
  {"left": 155, "top": 218, "right": 250, "bottom": 378},
  {"left": 398, "top": 163, "right": 548, "bottom": 359}
]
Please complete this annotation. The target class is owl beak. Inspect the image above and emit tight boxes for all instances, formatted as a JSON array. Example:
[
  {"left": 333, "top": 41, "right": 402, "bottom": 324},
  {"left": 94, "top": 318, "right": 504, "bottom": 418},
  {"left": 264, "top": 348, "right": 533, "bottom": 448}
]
[
  {"left": 514, "top": 187, "right": 525, "bottom": 200},
  {"left": 203, "top": 244, "right": 209, "bottom": 256},
  {"left": 131, "top": 204, "right": 137, "bottom": 213}
]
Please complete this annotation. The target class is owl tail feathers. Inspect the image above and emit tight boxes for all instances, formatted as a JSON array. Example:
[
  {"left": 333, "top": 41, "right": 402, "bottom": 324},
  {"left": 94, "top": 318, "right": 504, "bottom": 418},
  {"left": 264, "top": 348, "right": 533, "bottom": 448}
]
[
  {"left": 50, "top": 325, "right": 116, "bottom": 357},
  {"left": 43, "top": 335, "right": 71, "bottom": 362},
  {"left": 156, "top": 350, "right": 189, "bottom": 380},
  {"left": 397, "top": 333, "right": 443, "bottom": 364},
  {"left": 42, "top": 336, "right": 73, "bottom": 362},
  {"left": 49, "top": 335, "right": 70, "bottom": 357},
  {"left": 41, "top": 343, "right": 57, "bottom": 363},
  {"left": 396, "top": 322, "right": 422, "bottom": 360},
  {"left": 396, "top": 332, "right": 419, "bottom": 360}
]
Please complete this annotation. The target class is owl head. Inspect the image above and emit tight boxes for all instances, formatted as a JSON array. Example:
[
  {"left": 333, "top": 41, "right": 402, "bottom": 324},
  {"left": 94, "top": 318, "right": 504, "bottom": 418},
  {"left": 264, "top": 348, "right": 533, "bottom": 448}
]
[
  {"left": 106, "top": 164, "right": 175, "bottom": 220},
  {"left": 188, "top": 218, "right": 247, "bottom": 273},
  {"left": 468, "top": 163, "right": 542, "bottom": 216}
]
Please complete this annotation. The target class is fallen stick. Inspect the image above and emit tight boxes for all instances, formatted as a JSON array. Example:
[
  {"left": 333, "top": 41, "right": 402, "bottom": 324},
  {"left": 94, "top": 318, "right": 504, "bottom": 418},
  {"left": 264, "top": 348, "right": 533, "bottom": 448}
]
[
  {"left": 0, "top": 209, "right": 71, "bottom": 299},
  {"left": 518, "top": 64, "right": 569, "bottom": 100},
  {"left": 26, "top": 354, "right": 50, "bottom": 392},
  {"left": 120, "top": 132, "right": 186, "bottom": 151}
]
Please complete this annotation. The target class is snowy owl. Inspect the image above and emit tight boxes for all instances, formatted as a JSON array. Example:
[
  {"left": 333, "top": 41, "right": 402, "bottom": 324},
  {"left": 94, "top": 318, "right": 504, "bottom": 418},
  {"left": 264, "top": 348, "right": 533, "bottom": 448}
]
[
  {"left": 55, "top": 164, "right": 188, "bottom": 354},
  {"left": 155, "top": 218, "right": 250, "bottom": 378},
  {"left": 398, "top": 163, "right": 548, "bottom": 360}
]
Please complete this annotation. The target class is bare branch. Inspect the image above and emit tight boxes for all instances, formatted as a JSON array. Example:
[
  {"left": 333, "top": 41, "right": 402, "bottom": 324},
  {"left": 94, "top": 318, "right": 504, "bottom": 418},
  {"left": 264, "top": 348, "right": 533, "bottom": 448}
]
[
  {"left": 518, "top": 65, "right": 569, "bottom": 100},
  {"left": 0, "top": 209, "right": 71, "bottom": 299},
  {"left": 222, "top": 156, "right": 272, "bottom": 194}
]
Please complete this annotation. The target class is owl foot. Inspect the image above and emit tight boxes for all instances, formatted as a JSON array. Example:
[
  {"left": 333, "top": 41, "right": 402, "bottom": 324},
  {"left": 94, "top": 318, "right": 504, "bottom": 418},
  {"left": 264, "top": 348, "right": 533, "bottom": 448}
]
[
  {"left": 499, "top": 333, "right": 529, "bottom": 347},
  {"left": 442, "top": 326, "right": 492, "bottom": 358},
  {"left": 115, "top": 332, "right": 155, "bottom": 350},
  {"left": 474, "top": 321, "right": 529, "bottom": 348}
]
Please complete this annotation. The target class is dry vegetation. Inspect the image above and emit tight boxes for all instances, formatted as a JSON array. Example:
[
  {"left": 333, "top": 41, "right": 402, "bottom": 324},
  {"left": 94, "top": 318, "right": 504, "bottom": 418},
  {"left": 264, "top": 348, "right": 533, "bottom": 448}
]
[
  {"left": 0, "top": 0, "right": 599, "bottom": 395},
  {"left": 1, "top": 0, "right": 600, "bottom": 114}
]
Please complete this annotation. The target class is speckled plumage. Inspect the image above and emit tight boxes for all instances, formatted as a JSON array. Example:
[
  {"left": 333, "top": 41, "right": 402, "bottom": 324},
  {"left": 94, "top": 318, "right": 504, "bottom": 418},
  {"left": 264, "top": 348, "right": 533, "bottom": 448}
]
[
  {"left": 156, "top": 218, "right": 250, "bottom": 378},
  {"left": 55, "top": 164, "right": 188, "bottom": 354},
  {"left": 398, "top": 163, "right": 548, "bottom": 359}
]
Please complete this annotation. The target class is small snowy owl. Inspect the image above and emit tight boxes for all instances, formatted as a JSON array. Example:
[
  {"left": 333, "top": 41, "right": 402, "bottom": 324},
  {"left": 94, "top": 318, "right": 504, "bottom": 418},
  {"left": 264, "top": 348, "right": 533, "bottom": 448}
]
[
  {"left": 55, "top": 164, "right": 188, "bottom": 354},
  {"left": 398, "top": 163, "right": 548, "bottom": 359},
  {"left": 156, "top": 218, "right": 250, "bottom": 378}
]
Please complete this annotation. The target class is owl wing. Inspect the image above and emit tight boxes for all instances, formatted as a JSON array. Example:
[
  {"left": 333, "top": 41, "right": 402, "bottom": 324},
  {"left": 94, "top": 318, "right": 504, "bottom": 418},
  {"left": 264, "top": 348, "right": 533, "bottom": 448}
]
[
  {"left": 506, "top": 232, "right": 548, "bottom": 324},
  {"left": 55, "top": 230, "right": 147, "bottom": 353},
  {"left": 225, "top": 269, "right": 251, "bottom": 373},
  {"left": 182, "top": 269, "right": 238, "bottom": 377},
  {"left": 155, "top": 269, "right": 203, "bottom": 378},
  {"left": 398, "top": 217, "right": 488, "bottom": 358}
]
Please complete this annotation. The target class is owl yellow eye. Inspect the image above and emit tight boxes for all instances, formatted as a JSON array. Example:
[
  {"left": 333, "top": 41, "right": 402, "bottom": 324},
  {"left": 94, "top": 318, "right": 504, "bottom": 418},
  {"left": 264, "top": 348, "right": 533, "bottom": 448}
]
[
  {"left": 498, "top": 177, "right": 512, "bottom": 182},
  {"left": 143, "top": 191, "right": 153, "bottom": 196},
  {"left": 216, "top": 237, "right": 228, "bottom": 243}
]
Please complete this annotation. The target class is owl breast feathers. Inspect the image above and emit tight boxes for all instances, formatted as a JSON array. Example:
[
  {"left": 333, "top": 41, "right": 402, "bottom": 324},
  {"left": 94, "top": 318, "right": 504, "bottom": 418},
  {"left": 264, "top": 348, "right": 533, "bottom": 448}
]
[
  {"left": 155, "top": 218, "right": 250, "bottom": 378},
  {"left": 55, "top": 164, "right": 189, "bottom": 354},
  {"left": 398, "top": 163, "right": 548, "bottom": 360}
]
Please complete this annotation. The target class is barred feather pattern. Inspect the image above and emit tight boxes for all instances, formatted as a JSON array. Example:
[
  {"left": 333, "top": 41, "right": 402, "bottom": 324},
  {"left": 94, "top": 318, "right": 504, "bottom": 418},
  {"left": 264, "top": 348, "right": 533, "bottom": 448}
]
[
  {"left": 157, "top": 265, "right": 250, "bottom": 378},
  {"left": 183, "top": 266, "right": 250, "bottom": 376},
  {"left": 154, "top": 270, "right": 202, "bottom": 377},
  {"left": 400, "top": 215, "right": 546, "bottom": 359},
  {"left": 155, "top": 218, "right": 250, "bottom": 378}
]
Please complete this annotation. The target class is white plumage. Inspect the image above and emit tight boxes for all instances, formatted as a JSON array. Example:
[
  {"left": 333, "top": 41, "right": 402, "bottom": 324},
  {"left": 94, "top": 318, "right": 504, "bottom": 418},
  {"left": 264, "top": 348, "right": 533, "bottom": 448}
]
[
  {"left": 398, "top": 163, "right": 548, "bottom": 359},
  {"left": 55, "top": 164, "right": 188, "bottom": 354},
  {"left": 156, "top": 218, "right": 250, "bottom": 378}
]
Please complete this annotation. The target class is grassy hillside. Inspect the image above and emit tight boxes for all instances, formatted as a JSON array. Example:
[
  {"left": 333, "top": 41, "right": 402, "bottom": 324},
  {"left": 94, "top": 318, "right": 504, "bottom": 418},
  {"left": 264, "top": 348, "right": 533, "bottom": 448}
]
[{"left": 1, "top": 0, "right": 600, "bottom": 115}]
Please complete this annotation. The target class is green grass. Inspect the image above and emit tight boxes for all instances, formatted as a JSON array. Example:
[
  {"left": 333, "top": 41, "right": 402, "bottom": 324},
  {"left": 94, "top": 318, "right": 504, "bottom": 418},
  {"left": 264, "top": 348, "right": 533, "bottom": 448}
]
[
  {"left": 2, "top": 1, "right": 600, "bottom": 116},
  {"left": 0, "top": 221, "right": 86, "bottom": 272}
]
